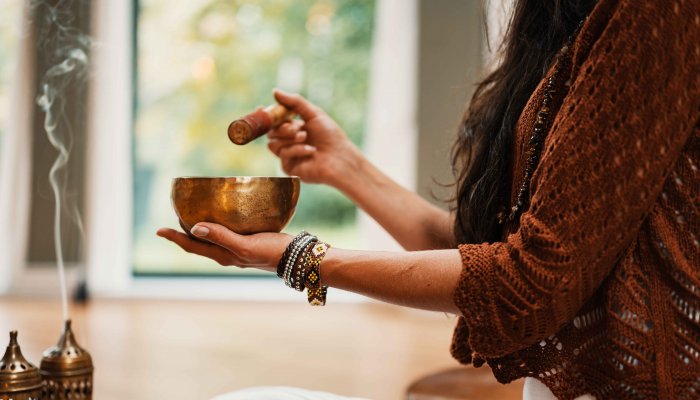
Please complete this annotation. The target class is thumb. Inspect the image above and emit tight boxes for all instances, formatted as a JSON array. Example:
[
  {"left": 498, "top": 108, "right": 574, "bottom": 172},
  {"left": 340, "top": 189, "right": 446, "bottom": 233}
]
[
  {"left": 273, "top": 89, "right": 319, "bottom": 121},
  {"left": 191, "top": 222, "right": 244, "bottom": 253}
]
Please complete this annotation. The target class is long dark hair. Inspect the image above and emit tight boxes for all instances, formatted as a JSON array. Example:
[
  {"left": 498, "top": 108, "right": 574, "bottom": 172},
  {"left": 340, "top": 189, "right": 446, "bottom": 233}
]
[{"left": 452, "top": 0, "right": 595, "bottom": 244}]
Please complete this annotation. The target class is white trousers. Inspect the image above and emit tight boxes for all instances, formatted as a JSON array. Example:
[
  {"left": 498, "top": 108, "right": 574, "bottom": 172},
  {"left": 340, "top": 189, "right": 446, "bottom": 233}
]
[
  {"left": 212, "top": 380, "right": 596, "bottom": 400},
  {"left": 211, "top": 387, "right": 370, "bottom": 400}
]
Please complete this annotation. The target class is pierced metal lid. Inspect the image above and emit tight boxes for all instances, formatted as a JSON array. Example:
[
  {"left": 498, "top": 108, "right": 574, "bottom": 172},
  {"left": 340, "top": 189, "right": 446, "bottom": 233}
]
[
  {"left": 0, "top": 331, "right": 42, "bottom": 393},
  {"left": 40, "top": 320, "right": 93, "bottom": 377}
]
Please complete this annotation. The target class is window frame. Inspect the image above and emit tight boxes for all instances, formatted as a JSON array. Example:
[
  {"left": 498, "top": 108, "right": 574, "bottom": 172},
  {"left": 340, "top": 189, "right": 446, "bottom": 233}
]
[{"left": 1, "top": 0, "right": 421, "bottom": 302}]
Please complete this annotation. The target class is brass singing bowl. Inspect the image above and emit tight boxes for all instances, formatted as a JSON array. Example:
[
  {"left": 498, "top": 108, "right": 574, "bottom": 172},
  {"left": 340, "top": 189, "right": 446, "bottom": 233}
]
[{"left": 171, "top": 176, "right": 300, "bottom": 235}]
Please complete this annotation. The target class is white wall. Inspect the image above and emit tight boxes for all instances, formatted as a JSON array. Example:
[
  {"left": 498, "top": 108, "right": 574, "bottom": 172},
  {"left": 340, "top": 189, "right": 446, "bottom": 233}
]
[
  {"left": 358, "top": 0, "right": 419, "bottom": 252},
  {"left": 415, "top": 0, "right": 484, "bottom": 207},
  {"left": 0, "top": 1, "right": 35, "bottom": 294}
]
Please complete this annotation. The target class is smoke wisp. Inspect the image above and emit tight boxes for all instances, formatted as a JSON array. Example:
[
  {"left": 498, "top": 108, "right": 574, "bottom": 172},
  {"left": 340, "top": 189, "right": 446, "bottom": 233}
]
[{"left": 32, "top": 0, "right": 90, "bottom": 322}]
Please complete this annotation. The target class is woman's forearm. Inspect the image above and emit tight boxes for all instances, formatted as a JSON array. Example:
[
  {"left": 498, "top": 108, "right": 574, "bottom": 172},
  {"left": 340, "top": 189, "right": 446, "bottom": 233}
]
[
  {"left": 158, "top": 221, "right": 463, "bottom": 313},
  {"left": 322, "top": 247, "right": 463, "bottom": 314},
  {"left": 331, "top": 157, "right": 455, "bottom": 251}
]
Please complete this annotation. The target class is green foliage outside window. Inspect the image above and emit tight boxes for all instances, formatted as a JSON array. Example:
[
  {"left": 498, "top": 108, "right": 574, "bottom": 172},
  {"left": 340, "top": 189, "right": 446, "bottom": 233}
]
[{"left": 134, "top": 0, "right": 375, "bottom": 274}]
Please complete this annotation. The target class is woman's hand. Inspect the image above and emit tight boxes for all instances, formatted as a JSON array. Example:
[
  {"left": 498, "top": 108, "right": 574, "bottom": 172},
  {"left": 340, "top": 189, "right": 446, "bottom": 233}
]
[
  {"left": 267, "top": 89, "right": 364, "bottom": 187},
  {"left": 268, "top": 90, "right": 454, "bottom": 251},
  {"left": 156, "top": 223, "right": 292, "bottom": 273}
]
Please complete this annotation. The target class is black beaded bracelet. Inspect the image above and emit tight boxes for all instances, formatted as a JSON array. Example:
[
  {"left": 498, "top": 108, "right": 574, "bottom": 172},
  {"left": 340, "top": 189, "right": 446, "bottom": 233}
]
[
  {"left": 283, "top": 235, "right": 317, "bottom": 288},
  {"left": 276, "top": 231, "right": 309, "bottom": 278},
  {"left": 291, "top": 240, "right": 315, "bottom": 292}
]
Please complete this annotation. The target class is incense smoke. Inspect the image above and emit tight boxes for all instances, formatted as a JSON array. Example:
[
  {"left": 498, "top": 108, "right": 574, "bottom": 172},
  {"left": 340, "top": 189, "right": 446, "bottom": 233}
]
[{"left": 32, "top": 0, "right": 90, "bottom": 322}]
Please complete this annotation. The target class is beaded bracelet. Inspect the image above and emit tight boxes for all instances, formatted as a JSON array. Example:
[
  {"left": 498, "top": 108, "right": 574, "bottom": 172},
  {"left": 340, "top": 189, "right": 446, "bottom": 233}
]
[
  {"left": 278, "top": 232, "right": 314, "bottom": 287},
  {"left": 277, "top": 231, "right": 331, "bottom": 305},
  {"left": 290, "top": 241, "right": 314, "bottom": 292},
  {"left": 287, "top": 236, "right": 317, "bottom": 289},
  {"left": 304, "top": 241, "right": 331, "bottom": 306},
  {"left": 277, "top": 231, "right": 309, "bottom": 278},
  {"left": 283, "top": 235, "right": 317, "bottom": 288}
]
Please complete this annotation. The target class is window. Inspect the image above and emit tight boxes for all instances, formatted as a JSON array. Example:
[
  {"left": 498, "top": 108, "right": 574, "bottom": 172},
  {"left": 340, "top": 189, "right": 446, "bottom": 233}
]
[
  {"left": 2, "top": 0, "right": 480, "bottom": 299},
  {"left": 133, "top": 0, "right": 376, "bottom": 275},
  {"left": 0, "top": 1, "right": 21, "bottom": 153}
]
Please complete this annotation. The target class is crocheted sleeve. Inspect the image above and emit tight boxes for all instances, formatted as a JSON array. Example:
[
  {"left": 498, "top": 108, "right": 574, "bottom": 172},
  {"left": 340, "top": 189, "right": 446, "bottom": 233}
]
[{"left": 452, "top": 0, "right": 699, "bottom": 360}]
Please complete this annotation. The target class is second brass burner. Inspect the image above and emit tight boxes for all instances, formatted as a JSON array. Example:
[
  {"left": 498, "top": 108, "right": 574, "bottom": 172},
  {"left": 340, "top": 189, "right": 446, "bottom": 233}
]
[{"left": 40, "top": 320, "right": 93, "bottom": 400}]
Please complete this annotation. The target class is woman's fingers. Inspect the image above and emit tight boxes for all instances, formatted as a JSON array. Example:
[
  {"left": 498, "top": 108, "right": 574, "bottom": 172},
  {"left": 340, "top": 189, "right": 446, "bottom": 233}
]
[
  {"left": 190, "top": 222, "right": 247, "bottom": 256},
  {"left": 282, "top": 157, "right": 316, "bottom": 179},
  {"left": 268, "top": 120, "right": 305, "bottom": 140},
  {"left": 267, "top": 131, "right": 308, "bottom": 156},
  {"left": 279, "top": 144, "right": 316, "bottom": 160},
  {"left": 274, "top": 89, "right": 320, "bottom": 121},
  {"left": 279, "top": 145, "right": 316, "bottom": 176},
  {"left": 156, "top": 228, "right": 233, "bottom": 266}
]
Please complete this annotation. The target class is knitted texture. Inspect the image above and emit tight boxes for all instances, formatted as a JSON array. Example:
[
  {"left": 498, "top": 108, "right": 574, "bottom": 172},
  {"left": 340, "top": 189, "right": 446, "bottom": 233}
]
[{"left": 450, "top": 0, "right": 700, "bottom": 399}]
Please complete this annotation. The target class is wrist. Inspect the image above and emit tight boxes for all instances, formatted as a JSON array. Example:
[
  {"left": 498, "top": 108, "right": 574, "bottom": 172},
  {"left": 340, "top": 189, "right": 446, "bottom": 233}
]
[
  {"left": 327, "top": 146, "right": 373, "bottom": 196},
  {"left": 319, "top": 247, "right": 337, "bottom": 286},
  {"left": 276, "top": 230, "right": 333, "bottom": 306}
]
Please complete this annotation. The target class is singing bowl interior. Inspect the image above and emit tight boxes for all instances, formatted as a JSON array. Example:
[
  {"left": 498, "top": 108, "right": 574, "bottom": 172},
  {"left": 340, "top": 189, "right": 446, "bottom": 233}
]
[{"left": 171, "top": 176, "right": 300, "bottom": 235}]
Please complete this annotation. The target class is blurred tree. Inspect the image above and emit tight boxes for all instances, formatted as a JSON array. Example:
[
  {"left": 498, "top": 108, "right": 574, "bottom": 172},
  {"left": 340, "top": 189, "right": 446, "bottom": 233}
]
[{"left": 134, "top": 0, "right": 375, "bottom": 273}]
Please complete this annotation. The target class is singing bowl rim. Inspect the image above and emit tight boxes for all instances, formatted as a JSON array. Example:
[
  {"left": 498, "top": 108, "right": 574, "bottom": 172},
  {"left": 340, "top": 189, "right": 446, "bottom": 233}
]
[{"left": 172, "top": 175, "right": 300, "bottom": 182}]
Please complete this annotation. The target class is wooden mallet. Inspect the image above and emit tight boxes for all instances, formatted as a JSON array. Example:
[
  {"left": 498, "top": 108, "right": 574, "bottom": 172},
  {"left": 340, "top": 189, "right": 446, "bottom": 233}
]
[{"left": 228, "top": 104, "right": 297, "bottom": 145}]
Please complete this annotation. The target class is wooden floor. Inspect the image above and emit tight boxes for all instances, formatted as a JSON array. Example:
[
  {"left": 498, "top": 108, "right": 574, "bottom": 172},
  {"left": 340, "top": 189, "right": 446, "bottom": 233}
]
[{"left": 0, "top": 297, "right": 522, "bottom": 400}]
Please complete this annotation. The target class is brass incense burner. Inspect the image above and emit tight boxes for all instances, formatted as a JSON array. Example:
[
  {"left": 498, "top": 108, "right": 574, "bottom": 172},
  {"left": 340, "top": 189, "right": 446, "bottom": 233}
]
[
  {"left": 39, "top": 320, "right": 93, "bottom": 399},
  {"left": 0, "top": 331, "right": 42, "bottom": 400},
  {"left": 171, "top": 176, "right": 301, "bottom": 235}
]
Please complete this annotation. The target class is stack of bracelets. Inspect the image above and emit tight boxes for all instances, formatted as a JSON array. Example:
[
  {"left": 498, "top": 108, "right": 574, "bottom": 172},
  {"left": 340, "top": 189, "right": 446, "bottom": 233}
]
[{"left": 276, "top": 231, "right": 331, "bottom": 306}]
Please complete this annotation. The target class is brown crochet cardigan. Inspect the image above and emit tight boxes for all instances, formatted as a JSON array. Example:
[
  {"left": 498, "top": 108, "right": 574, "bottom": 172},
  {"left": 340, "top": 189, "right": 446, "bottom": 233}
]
[{"left": 450, "top": 0, "right": 699, "bottom": 399}]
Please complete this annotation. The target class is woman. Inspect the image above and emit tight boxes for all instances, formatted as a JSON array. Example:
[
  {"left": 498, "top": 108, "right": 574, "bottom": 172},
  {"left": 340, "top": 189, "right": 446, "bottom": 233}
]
[{"left": 158, "top": 0, "right": 699, "bottom": 398}]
